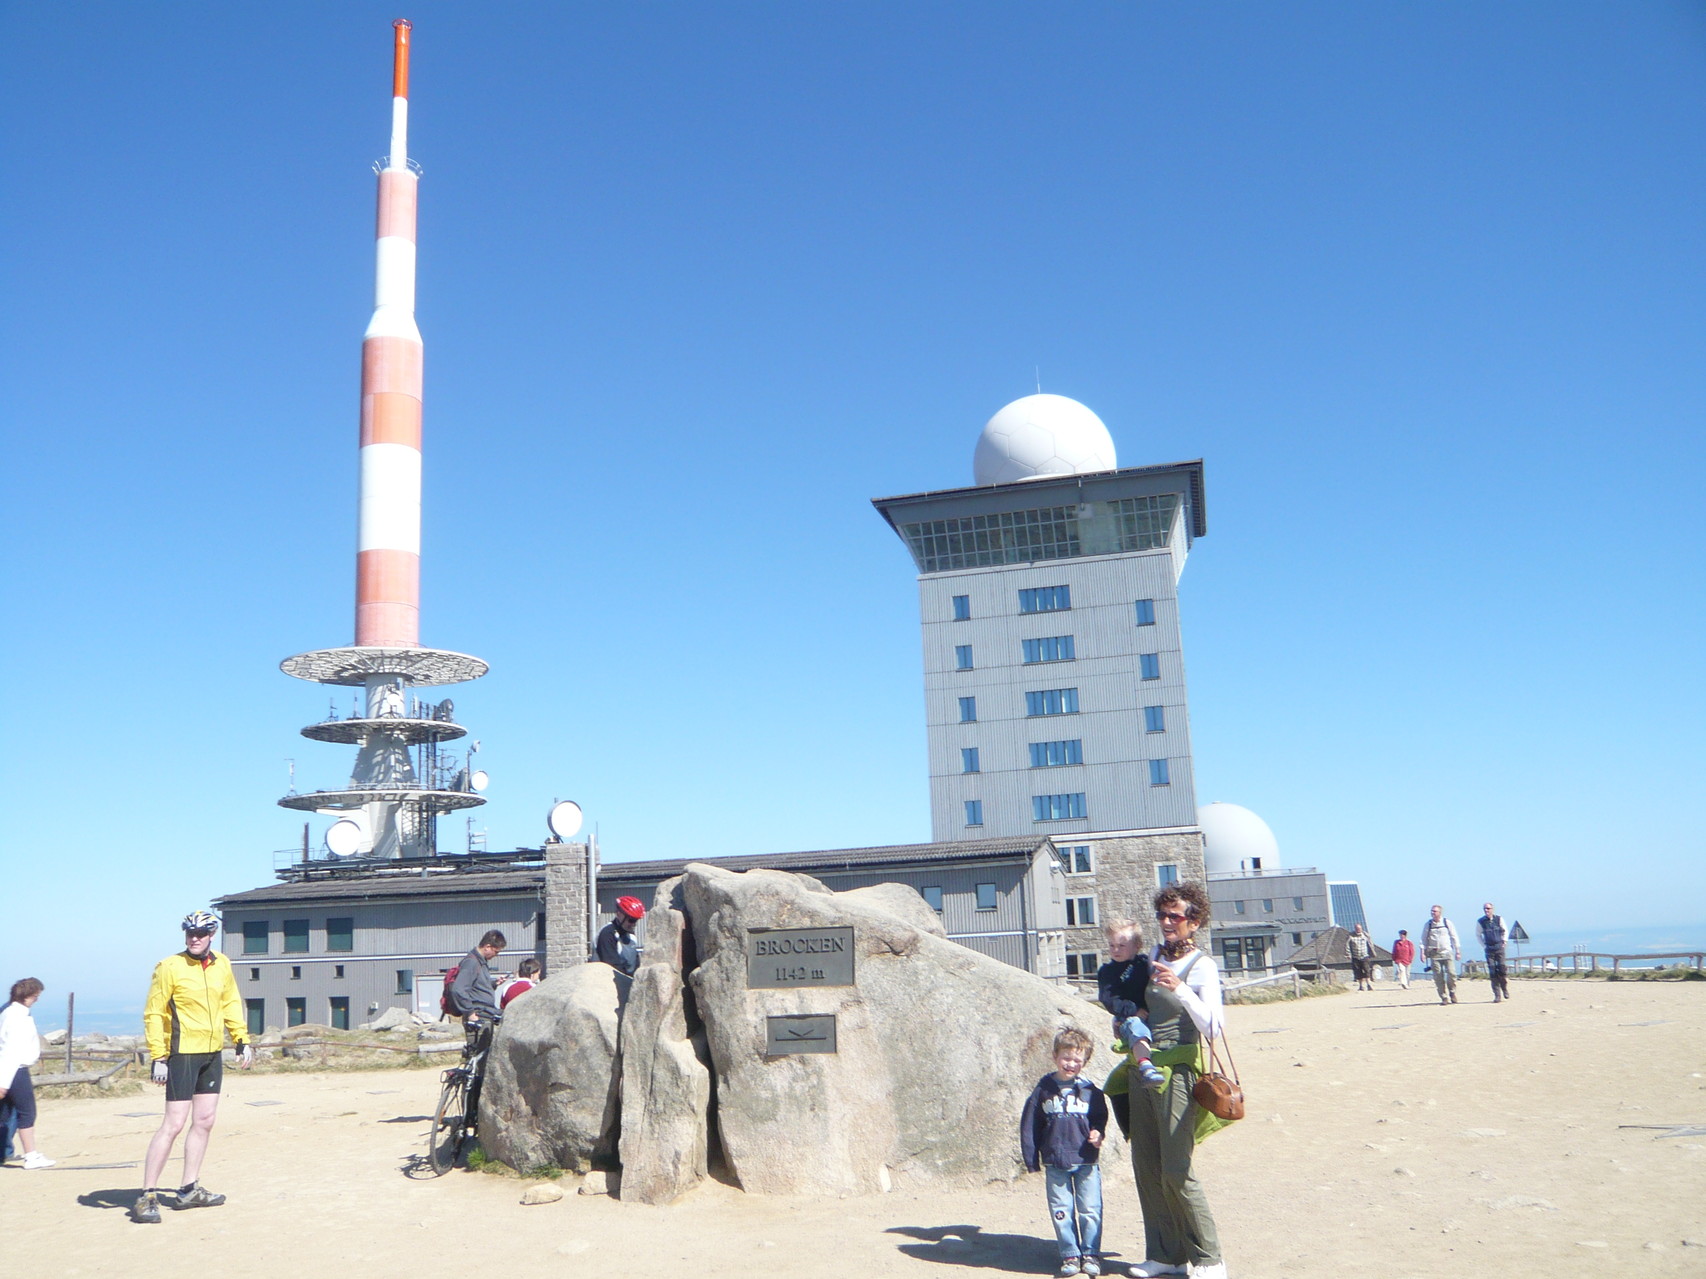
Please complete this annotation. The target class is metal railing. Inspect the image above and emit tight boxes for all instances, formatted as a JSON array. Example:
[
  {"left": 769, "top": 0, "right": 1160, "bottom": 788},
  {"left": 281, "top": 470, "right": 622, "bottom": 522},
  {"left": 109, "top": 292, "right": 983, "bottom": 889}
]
[{"left": 1507, "top": 951, "right": 1705, "bottom": 976}]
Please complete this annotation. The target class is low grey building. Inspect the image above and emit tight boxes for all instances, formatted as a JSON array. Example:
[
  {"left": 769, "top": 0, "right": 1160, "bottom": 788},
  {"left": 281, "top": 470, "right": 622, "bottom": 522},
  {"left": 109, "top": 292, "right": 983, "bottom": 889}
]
[
  {"left": 217, "top": 835, "right": 1074, "bottom": 1030},
  {"left": 1207, "top": 866, "right": 1333, "bottom": 976}
]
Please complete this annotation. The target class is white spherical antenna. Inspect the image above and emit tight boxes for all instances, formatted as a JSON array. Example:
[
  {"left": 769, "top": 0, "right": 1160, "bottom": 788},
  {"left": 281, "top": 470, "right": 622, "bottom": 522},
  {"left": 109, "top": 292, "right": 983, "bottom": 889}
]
[
  {"left": 325, "top": 818, "right": 365, "bottom": 857},
  {"left": 1197, "top": 802, "right": 1281, "bottom": 874},
  {"left": 470, "top": 769, "right": 490, "bottom": 792},
  {"left": 547, "top": 800, "right": 584, "bottom": 840},
  {"left": 973, "top": 393, "right": 1118, "bottom": 486}
]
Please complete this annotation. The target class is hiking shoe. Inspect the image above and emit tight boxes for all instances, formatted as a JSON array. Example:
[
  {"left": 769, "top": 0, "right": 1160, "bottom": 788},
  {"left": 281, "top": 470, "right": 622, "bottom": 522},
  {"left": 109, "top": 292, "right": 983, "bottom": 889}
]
[
  {"left": 129, "top": 1192, "right": 162, "bottom": 1224},
  {"left": 1082, "top": 1259, "right": 1103, "bottom": 1276},
  {"left": 1190, "top": 1264, "right": 1229, "bottom": 1279},
  {"left": 20, "top": 1151, "right": 54, "bottom": 1169},
  {"left": 1058, "top": 1260, "right": 1084, "bottom": 1277},
  {"left": 1128, "top": 1263, "right": 1186, "bottom": 1277},
  {"left": 1136, "top": 1061, "right": 1166, "bottom": 1091},
  {"left": 174, "top": 1182, "right": 226, "bottom": 1209}
]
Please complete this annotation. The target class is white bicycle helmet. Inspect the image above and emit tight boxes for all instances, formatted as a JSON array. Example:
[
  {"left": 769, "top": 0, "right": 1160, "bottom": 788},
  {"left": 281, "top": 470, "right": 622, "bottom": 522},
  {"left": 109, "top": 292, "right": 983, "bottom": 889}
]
[{"left": 181, "top": 910, "right": 220, "bottom": 933}]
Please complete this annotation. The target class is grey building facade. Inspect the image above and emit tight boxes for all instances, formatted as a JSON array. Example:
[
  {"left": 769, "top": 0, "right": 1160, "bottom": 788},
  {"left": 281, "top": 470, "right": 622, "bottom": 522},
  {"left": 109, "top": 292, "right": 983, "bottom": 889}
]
[
  {"left": 873, "top": 460, "right": 1213, "bottom": 977},
  {"left": 1207, "top": 866, "right": 1333, "bottom": 976},
  {"left": 214, "top": 857, "right": 555, "bottom": 1033}
]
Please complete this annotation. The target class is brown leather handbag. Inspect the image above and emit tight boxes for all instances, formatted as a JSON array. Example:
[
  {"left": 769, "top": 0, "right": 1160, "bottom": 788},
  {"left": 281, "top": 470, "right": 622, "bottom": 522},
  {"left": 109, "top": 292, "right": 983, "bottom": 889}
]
[{"left": 1192, "top": 1032, "right": 1245, "bottom": 1121}]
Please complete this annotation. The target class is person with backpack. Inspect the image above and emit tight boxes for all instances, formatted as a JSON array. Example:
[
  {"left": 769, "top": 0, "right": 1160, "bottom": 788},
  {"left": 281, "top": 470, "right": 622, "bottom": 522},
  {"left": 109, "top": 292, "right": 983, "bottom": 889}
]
[
  {"left": 596, "top": 897, "right": 646, "bottom": 976},
  {"left": 444, "top": 930, "right": 506, "bottom": 1128}
]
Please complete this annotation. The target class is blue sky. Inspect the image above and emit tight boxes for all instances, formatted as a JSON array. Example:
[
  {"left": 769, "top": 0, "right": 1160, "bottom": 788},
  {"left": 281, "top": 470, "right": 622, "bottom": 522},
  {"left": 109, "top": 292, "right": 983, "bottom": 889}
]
[{"left": 4, "top": 3, "right": 1703, "bottom": 1013}]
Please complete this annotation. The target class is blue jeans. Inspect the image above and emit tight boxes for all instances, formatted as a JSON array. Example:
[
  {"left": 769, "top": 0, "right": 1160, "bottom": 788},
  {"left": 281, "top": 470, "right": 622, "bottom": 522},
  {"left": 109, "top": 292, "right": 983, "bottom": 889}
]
[{"left": 1045, "top": 1163, "right": 1103, "bottom": 1259}]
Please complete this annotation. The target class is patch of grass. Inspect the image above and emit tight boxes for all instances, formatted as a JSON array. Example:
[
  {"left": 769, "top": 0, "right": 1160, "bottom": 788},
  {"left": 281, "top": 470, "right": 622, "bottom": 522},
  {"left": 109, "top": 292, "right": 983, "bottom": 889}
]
[
  {"left": 526, "top": 1162, "right": 566, "bottom": 1180},
  {"left": 41, "top": 1078, "right": 147, "bottom": 1099},
  {"left": 1226, "top": 980, "right": 1348, "bottom": 1006}
]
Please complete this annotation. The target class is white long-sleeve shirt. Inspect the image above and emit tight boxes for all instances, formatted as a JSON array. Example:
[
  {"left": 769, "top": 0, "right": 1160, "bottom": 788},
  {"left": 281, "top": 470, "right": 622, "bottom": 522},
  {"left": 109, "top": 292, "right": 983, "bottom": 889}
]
[
  {"left": 1152, "top": 945, "right": 1225, "bottom": 1041},
  {"left": 0, "top": 1000, "right": 43, "bottom": 1085}
]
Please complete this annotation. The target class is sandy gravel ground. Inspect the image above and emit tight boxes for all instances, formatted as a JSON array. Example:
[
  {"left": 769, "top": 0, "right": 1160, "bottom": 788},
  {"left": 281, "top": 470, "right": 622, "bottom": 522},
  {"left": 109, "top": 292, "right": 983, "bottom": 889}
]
[{"left": 4, "top": 977, "right": 1702, "bottom": 1279}]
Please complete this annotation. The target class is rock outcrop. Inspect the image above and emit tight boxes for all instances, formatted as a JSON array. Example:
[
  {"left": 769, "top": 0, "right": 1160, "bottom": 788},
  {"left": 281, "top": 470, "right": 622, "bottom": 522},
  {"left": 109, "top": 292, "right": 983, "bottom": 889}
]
[
  {"left": 681, "top": 863, "right": 1116, "bottom": 1195},
  {"left": 480, "top": 962, "right": 626, "bottom": 1173},
  {"left": 616, "top": 877, "right": 715, "bottom": 1205}
]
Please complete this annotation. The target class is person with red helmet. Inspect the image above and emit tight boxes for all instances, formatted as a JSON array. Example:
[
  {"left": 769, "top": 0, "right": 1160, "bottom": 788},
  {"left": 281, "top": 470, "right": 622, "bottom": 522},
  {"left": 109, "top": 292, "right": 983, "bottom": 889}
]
[{"left": 596, "top": 896, "right": 646, "bottom": 976}]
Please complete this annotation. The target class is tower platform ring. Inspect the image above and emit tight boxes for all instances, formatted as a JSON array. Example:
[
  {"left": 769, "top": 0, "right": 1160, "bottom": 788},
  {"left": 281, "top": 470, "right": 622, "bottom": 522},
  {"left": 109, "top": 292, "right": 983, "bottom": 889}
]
[
  {"left": 277, "top": 787, "right": 487, "bottom": 814},
  {"left": 299, "top": 717, "right": 469, "bottom": 745},
  {"left": 280, "top": 646, "right": 489, "bottom": 687}
]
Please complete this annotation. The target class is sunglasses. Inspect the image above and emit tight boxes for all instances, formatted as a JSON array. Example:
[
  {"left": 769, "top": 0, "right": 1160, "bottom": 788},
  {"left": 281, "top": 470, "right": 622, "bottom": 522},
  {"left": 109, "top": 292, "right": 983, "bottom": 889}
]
[
  {"left": 1156, "top": 910, "right": 1192, "bottom": 923},
  {"left": 186, "top": 930, "right": 216, "bottom": 940}
]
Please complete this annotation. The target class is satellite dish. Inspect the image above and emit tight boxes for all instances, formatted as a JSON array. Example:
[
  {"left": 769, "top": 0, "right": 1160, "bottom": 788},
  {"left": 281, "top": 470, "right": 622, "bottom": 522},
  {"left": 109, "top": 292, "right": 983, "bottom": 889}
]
[
  {"left": 547, "top": 800, "right": 584, "bottom": 840},
  {"left": 325, "top": 819, "right": 365, "bottom": 857},
  {"left": 470, "top": 769, "right": 489, "bottom": 792}
]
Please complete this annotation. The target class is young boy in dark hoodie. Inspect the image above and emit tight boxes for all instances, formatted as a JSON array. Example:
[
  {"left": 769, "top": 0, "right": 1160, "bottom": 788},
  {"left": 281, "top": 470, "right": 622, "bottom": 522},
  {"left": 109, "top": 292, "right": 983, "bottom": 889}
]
[{"left": 1021, "top": 1027, "right": 1110, "bottom": 1277}]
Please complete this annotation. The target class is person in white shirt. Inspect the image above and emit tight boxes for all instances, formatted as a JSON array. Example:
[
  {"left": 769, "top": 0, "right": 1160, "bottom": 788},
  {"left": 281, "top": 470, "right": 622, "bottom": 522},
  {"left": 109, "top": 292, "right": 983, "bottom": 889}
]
[
  {"left": 0, "top": 977, "right": 53, "bottom": 1169},
  {"left": 1123, "top": 883, "right": 1229, "bottom": 1279}
]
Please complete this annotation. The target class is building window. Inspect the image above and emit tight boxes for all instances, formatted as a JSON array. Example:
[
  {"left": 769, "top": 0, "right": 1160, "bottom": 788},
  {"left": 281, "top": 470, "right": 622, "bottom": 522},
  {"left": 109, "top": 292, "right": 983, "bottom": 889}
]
[
  {"left": 958, "top": 696, "right": 977, "bottom": 723},
  {"left": 1291, "top": 932, "right": 1303, "bottom": 945},
  {"left": 283, "top": 920, "right": 309, "bottom": 954},
  {"left": 1033, "top": 792, "right": 1088, "bottom": 821},
  {"left": 1029, "top": 739, "right": 1083, "bottom": 767},
  {"left": 243, "top": 921, "right": 268, "bottom": 955},
  {"left": 964, "top": 799, "right": 984, "bottom": 827},
  {"left": 1262, "top": 898, "right": 1274, "bottom": 913},
  {"left": 1065, "top": 896, "right": 1097, "bottom": 927},
  {"left": 1061, "top": 845, "right": 1093, "bottom": 875},
  {"left": 921, "top": 885, "right": 944, "bottom": 912},
  {"left": 1025, "top": 688, "right": 1079, "bottom": 717},
  {"left": 1148, "top": 759, "right": 1170, "bottom": 786},
  {"left": 285, "top": 998, "right": 306, "bottom": 1028},
  {"left": 245, "top": 999, "right": 265, "bottom": 1038},
  {"left": 326, "top": 918, "right": 354, "bottom": 952},
  {"left": 290, "top": 966, "right": 302, "bottom": 981},
  {"left": 1220, "top": 940, "right": 1245, "bottom": 971},
  {"left": 951, "top": 594, "right": 971, "bottom": 621},
  {"left": 329, "top": 997, "right": 350, "bottom": 1030},
  {"left": 1134, "top": 598, "right": 1156, "bottom": 626},
  {"left": 903, "top": 509, "right": 1081, "bottom": 574},
  {"left": 975, "top": 883, "right": 998, "bottom": 911},
  {"left": 955, "top": 644, "right": 974, "bottom": 670},
  {"left": 248, "top": 967, "right": 260, "bottom": 982},
  {"left": 1139, "top": 653, "right": 1161, "bottom": 680},
  {"left": 1018, "top": 585, "right": 1072, "bottom": 614},
  {"left": 1234, "top": 900, "right": 1247, "bottom": 915},
  {"left": 1022, "top": 635, "right": 1075, "bottom": 664},
  {"left": 961, "top": 747, "right": 980, "bottom": 773},
  {"left": 1157, "top": 863, "right": 1179, "bottom": 887},
  {"left": 1144, "top": 705, "right": 1166, "bottom": 733},
  {"left": 396, "top": 969, "right": 413, "bottom": 995},
  {"left": 1064, "top": 952, "right": 1099, "bottom": 979}
]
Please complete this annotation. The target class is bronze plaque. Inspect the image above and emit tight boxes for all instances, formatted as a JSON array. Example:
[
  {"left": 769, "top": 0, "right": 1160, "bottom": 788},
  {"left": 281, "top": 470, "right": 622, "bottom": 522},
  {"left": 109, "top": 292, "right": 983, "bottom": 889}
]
[
  {"left": 746, "top": 927, "right": 855, "bottom": 988},
  {"left": 765, "top": 1014, "right": 837, "bottom": 1055}
]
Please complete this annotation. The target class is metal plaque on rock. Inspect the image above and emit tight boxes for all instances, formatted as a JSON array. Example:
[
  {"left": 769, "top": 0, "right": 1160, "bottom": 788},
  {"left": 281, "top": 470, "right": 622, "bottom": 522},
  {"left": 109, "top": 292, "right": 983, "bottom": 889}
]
[
  {"left": 746, "top": 927, "right": 855, "bottom": 988},
  {"left": 765, "top": 1014, "right": 837, "bottom": 1055}
]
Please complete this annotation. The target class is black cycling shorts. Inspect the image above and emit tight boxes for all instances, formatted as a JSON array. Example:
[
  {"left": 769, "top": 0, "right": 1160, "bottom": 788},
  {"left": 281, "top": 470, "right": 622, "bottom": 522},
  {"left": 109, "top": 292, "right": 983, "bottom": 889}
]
[{"left": 165, "top": 1051, "right": 223, "bottom": 1102}]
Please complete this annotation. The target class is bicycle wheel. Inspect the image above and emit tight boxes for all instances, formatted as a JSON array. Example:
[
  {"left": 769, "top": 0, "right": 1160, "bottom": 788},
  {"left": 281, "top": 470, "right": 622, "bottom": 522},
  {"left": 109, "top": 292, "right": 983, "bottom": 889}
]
[{"left": 428, "top": 1070, "right": 468, "bottom": 1175}]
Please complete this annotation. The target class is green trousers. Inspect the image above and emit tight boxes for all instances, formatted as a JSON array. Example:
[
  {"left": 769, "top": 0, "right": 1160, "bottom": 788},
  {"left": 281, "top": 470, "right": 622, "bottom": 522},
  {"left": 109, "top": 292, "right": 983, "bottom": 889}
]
[{"left": 1126, "top": 1057, "right": 1222, "bottom": 1268}]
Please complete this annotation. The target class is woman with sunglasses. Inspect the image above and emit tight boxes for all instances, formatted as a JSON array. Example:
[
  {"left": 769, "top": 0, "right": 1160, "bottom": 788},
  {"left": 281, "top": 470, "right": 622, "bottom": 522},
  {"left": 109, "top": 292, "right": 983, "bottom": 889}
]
[{"left": 1124, "top": 882, "right": 1228, "bottom": 1279}]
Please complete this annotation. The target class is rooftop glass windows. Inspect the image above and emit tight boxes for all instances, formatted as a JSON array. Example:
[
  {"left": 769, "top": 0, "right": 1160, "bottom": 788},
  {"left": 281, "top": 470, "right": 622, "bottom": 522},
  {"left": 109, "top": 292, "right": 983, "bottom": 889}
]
[
  {"left": 899, "top": 494, "right": 1180, "bottom": 573},
  {"left": 1022, "top": 636, "right": 1075, "bottom": 664},
  {"left": 1019, "top": 585, "right": 1072, "bottom": 614}
]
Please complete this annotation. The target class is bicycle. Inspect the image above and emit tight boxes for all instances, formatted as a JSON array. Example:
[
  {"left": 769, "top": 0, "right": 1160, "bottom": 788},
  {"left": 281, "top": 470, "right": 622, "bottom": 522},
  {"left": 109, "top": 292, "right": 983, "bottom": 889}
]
[{"left": 427, "top": 1017, "right": 498, "bottom": 1175}]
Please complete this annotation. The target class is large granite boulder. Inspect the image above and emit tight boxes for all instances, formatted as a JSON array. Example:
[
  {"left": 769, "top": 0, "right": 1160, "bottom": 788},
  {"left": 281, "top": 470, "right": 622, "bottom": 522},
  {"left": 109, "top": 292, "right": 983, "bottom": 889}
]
[
  {"left": 680, "top": 863, "right": 1117, "bottom": 1195},
  {"left": 480, "top": 961, "right": 627, "bottom": 1173},
  {"left": 616, "top": 877, "right": 715, "bottom": 1205}
]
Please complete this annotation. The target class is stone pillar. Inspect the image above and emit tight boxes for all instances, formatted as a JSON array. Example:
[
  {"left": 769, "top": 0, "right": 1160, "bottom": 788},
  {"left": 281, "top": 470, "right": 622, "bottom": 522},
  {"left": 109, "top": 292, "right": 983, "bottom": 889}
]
[{"left": 545, "top": 841, "right": 590, "bottom": 977}]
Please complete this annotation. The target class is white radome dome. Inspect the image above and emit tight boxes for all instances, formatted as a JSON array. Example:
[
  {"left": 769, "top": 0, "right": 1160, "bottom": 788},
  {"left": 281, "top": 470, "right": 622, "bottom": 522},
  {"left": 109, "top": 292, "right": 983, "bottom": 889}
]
[
  {"left": 1197, "top": 802, "right": 1281, "bottom": 875},
  {"left": 973, "top": 393, "right": 1118, "bottom": 486}
]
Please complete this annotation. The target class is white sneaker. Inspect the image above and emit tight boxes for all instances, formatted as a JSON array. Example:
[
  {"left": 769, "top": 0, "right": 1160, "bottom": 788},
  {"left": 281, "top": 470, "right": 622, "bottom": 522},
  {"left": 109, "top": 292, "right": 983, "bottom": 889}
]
[
  {"left": 21, "top": 1152, "right": 55, "bottom": 1169},
  {"left": 1190, "top": 1264, "right": 1228, "bottom": 1279},
  {"left": 1129, "top": 1264, "right": 1187, "bottom": 1278}
]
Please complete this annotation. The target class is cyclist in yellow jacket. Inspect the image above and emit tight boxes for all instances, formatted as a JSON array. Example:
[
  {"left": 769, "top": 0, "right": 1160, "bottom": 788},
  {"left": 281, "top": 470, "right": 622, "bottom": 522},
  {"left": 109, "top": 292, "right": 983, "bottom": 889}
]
[{"left": 130, "top": 911, "right": 253, "bottom": 1225}]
